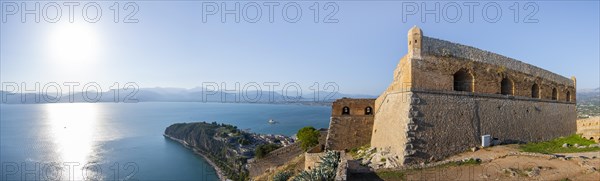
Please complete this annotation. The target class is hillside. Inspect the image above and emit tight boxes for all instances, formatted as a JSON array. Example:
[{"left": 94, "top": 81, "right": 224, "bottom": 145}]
[
  {"left": 164, "top": 122, "right": 295, "bottom": 180},
  {"left": 577, "top": 88, "right": 600, "bottom": 118}
]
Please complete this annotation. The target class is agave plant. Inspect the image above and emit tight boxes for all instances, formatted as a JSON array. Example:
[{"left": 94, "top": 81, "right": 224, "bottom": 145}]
[
  {"left": 273, "top": 170, "right": 293, "bottom": 181},
  {"left": 292, "top": 170, "right": 321, "bottom": 181},
  {"left": 292, "top": 151, "right": 341, "bottom": 181}
]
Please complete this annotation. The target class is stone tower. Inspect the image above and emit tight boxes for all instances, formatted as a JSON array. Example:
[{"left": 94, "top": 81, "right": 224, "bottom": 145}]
[{"left": 407, "top": 26, "right": 422, "bottom": 59}]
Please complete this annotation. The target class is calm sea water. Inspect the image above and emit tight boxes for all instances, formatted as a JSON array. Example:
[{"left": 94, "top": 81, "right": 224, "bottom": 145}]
[{"left": 0, "top": 102, "right": 331, "bottom": 180}]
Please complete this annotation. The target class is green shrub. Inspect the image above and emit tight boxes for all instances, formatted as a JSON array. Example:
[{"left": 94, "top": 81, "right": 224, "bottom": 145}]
[{"left": 521, "top": 134, "right": 600, "bottom": 154}]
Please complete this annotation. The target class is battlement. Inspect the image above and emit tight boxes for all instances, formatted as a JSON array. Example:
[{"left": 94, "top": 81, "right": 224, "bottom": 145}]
[
  {"left": 397, "top": 26, "right": 576, "bottom": 103},
  {"left": 331, "top": 98, "right": 376, "bottom": 116},
  {"left": 420, "top": 36, "right": 574, "bottom": 86}
]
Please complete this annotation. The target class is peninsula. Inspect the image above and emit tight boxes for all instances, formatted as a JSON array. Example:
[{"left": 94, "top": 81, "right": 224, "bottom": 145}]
[{"left": 163, "top": 121, "right": 294, "bottom": 180}]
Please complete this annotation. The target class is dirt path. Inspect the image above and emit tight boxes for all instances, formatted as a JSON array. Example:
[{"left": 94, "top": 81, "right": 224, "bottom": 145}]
[
  {"left": 353, "top": 145, "right": 600, "bottom": 181},
  {"left": 406, "top": 145, "right": 600, "bottom": 181}
]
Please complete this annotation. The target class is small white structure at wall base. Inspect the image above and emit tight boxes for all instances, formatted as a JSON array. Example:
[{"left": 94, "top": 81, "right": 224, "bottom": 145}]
[{"left": 482, "top": 135, "right": 491, "bottom": 147}]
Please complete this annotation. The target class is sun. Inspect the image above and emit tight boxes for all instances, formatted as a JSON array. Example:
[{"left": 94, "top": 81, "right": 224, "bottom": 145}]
[{"left": 47, "top": 23, "right": 101, "bottom": 65}]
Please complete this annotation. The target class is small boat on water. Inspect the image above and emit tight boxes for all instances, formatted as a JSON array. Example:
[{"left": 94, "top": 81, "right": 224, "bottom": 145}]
[{"left": 268, "top": 119, "right": 277, "bottom": 124}]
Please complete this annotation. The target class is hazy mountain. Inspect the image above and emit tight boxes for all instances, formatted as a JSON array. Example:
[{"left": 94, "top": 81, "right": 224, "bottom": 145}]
[
  {"left": 0, "top": 87, "right": 378, "bottom": 104},
  {"left": 577, "top": 87, "right": 600, "bottom": 105},
  {"left": 578, "top": 87, "right": 600, "bottom": 94}
]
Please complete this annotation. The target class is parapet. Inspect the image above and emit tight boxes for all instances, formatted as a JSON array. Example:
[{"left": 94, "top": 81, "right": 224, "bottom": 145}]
[
  {"left": 420, "top": 36, "right": 574, "bottom": 86},
  {"left": 331, "top": 98, "right": 376, "bottom": 116}
]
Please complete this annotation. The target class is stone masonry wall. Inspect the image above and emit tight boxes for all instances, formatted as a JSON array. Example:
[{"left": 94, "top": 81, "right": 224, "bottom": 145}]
[
  {"left": 326, "top": 116, "right": 374, "bottom": 150},
  {"left": 331, "top": 98, "right": 376, "bottom": 116},
  {"left": 248, "top": 130, "right": 328, "bottom": 177},
  {"left": 404, "top": 91, "right": 576, "bottom": 164},
  {"left": 247, "top": 142, "right": 303, "bottom": 177},
  {"left": 326, "top": 98, "right": 375, "bottom": 151},
  {"left": 421, "top": 36, "right": 574, "bottom": 87},
  {"left": 412, "top": 54, "right": 576, "bottom": 102},
  {"left": 577, "top": 117, "right": 600, "bottom": 143},
  {"left": 304, "top": 152, "right": 327, "bottom": 170},
  {"left": 370, "top": 92, "right": 413, "bottom": 162}
]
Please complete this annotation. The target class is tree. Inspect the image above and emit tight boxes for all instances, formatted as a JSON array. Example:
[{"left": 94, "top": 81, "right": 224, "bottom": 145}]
[{"left": 297, "top": 126, "right": 320, "bottom": 151}]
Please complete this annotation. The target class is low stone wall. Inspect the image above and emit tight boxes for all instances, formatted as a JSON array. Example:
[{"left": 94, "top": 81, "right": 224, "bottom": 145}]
[
  {"left": 304, "top": 152, "right": 326, "bottom": 170},
  {"left": 247, "top": 142, "right": 303, "bottom": 177},
  {"left": 577, "top": 117, "right": 600, "bottom": 143},
  {"left": 248, "top": 130, "right": 328, "bottom": 177},
  {"left": 304, "top": 152, "right": 349, "bottom": 180},
  {"left": 334, "top": 152, "right": 349, "bottom": 181}
]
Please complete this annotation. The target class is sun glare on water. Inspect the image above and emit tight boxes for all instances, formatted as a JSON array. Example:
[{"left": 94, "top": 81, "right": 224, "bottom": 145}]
[{"left": 45, "top": 103, "right": 101, "bottom": 180}]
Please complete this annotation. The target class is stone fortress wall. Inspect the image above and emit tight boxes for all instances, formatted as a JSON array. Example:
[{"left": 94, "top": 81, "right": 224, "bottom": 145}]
[
  {"left": 247, "top": 141, "right": 303, "bottom": 177},
  {"left": 325, "top": 98, "right": 375, "bottom": 151},
  {"left": 401, "top": 92, "right": 576, "bottom": 164},
  {"left": 247, "top": 129, "right": 328, "bottom": 177},
  {"left": 416, "top": 37, "right": 576, "bottom": 100},
  {"left": 336, "top": 26, "right": 577, "bottom": 166},
  {"left": 577, "top": 117, "right": 600, "bottom": 143}
]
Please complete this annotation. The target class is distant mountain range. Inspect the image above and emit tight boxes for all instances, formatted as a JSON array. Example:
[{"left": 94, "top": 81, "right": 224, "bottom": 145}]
[
  {"left": 577, "top": 87, "right": 600, "bottom": 106},
  {"left": 578, "top": 87, "right": 600, "bottom": 94},
  {"left": 3, "top": 86, "right": 597, "bottom": 105},
  {"left": 0, "top": 87, "right": 377, "bottom": 104}
]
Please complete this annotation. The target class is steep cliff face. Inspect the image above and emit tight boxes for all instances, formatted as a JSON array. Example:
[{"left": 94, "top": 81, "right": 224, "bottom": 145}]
[{"left": 164, "top": 122, "right": 248, "bottom": 180}]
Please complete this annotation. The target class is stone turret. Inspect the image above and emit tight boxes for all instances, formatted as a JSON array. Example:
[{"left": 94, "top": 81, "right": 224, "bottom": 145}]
[{"left": 407, "top": 26, "right": 422, "bottom": 59}]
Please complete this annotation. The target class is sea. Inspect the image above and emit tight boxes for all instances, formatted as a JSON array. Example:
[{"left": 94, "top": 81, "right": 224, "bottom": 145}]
[{"left": 0, "top": 102, "right": 331, "bottom": 180}]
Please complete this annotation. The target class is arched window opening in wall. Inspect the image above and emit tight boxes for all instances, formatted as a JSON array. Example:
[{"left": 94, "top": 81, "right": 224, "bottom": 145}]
[
  {"left": 453, "top": 69, "right": 474, "bottom": 92},
  {"left": 501, "top": 78, "right": 514, "bottom": 95},
  {"left": 566, "top": 91, "right": 571, "bottom": 102},
  {"left": 342, "top": 106, "right": 350, "bottom": 115},
  {"left": 552, "top": 88, "right": 558, "bottom": 100},
  {"left": 365, "top": 107, "right": 373, "bottom": 115},
  {"left": 531, "top": 84, "right": 540, "bottom": 98}
]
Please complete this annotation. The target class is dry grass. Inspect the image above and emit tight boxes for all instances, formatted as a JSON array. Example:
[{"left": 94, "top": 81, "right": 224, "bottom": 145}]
[{"left": 253, "top": 154, "right": 305, "bottom": 181}]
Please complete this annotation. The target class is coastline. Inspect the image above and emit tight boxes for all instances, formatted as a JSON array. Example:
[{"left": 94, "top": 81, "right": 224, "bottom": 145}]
[{"left": 163, "top": 134, "right": 226, "bottom": 181}]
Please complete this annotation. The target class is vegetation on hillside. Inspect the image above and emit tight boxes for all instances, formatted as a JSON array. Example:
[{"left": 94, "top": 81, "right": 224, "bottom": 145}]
[
  {"left": 576, "top": 89, "right": 600, "bottom": 118},
  {"left": 520, "top": 134, "right": 600, "bottom": 154},
  {"left": 348, "top": 144, "right": 373, "bottom": 159},
  {"left": 297, "top": 126, "right": 320, "bottom": 151},
  {"left": 253, "top": 153, "right": 306, "bottom": 181},
  {"left": 165, "top": 122, "right": 249, "bottom": 180},
  {"left": 255, "top": 143, "right": 281, "bottom": 158}
]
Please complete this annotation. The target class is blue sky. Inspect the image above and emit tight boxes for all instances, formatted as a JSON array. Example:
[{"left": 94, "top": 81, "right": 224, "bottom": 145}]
[{"left": 1, "top": 1, "right": 598, "bottom": 95}]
